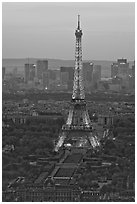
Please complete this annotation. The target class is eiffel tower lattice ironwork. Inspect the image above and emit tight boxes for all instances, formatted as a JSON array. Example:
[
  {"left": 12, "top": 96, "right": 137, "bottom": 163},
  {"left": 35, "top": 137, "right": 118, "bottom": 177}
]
[{"left": 55, "top": 15, "right": 100, "bottom": 152}]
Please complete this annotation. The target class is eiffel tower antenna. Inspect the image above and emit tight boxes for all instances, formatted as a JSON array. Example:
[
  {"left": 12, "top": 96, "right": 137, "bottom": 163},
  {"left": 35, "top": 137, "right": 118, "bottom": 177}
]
[
  {"left": 78, "top": 14, "right": 80, "bottom": 29},
  {"left": 72, "top": 15, "right": 85, "bottom": 100}
]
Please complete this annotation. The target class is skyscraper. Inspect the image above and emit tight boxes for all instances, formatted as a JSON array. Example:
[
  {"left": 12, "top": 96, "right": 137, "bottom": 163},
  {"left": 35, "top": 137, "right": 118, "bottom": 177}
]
[
  {"left": 111, "top": 63, "right": 118, "bottom": 78},
  {"left": 48, "top": 70, "right": 60, "bottom": 90},
  {"left": 132, "top": 61, "right": 135, "bottom": 78},
  {"left": 36, "top": 60, "right": 48, "bottom": 80},
  {"left": 111, "top": 58, "right": 130, "bottom": 91},
  {"left": 24, "top": 64, "right": 30, "bottom": 83},
  {"left": 111, "top": 58, "right": 129, "bottom": 79},
  {"left": 83, "top": 62, "right": 93, "bottom": 92},
  {"left": 130, "top": 61, "right": 135, "bottom": 90},
  {"left": 43, "top": 71, "right": 49, "bottom": 89},
  {"left": 117, "top": 58, "right": 129, "bottom": 77},
  {"left": 24, "top": 63, "right": 36, "bottom": 83},
  {"left": 2, "top": 67, "right": 6, "bottom": 80},
  {"left": 60, "top": 67, "right": 74, "bottom": 91},
  {"left": 92, "top": 65, "right": 101, "bottom": 89},
  {"left": 13, "top": 67, "right": 18, "bottom": 77}
]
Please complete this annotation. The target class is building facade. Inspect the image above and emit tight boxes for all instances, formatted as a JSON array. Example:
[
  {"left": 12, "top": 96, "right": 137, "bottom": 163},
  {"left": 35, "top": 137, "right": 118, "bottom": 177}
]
[
  {"left": 111, "top": 58, "right": 129, "bottom": 79},
  {"left": 24, "top": 63, "right": 36, "bottom": 83},
  {"left": 36, "top": 60, "right": 48, "bottom": 80},
  {"left": 60, "top": 67, "right": 74, "bottom": 91},
  {"left": 92, "top": 65, "right": 101, "bottom": 89},
  {"left": 2, "top": 67, "right": 6, "bottom": 80},
  {"left": 83, "top": 62, "right": 93, "bottom": 92}
]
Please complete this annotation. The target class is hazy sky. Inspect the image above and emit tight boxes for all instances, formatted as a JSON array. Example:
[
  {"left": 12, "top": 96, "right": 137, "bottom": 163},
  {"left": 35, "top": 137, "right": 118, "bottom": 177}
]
[{"left": 2, "top": 2, "right": 135, "bottom": 60}]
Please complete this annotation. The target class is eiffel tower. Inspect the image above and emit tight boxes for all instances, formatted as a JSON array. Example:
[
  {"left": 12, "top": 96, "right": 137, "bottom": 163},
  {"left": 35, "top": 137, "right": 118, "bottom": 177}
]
[{"left": 55, "top": 15, "right": 100, "bottom": 152}]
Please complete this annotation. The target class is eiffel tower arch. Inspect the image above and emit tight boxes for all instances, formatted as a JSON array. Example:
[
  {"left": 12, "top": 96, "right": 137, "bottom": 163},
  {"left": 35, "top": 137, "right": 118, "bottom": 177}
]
[{"left": 55, "top": 16, "right": 100, "bottom": 152}]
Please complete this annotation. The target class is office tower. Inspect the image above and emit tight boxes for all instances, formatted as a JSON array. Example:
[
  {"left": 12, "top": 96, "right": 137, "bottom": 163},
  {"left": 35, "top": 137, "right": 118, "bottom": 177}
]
[
  {"left": 93, "top": 65, "right": 101, "bottom": 81},
  {"left": 24, "top": 64, "right": 30, "bottom": 83},
  {"left": 55, "top": 15, "right": 99, "bottom": 151},
  {"left": 111, "top": 58, "right": 130, "bottom": 91},
  {"left": 43, "top": 71, "right": 49, "bottom": 89},
  {"left": 117, "top": 58, "right": 129, "bottom": 77},
  {"left": 41, "top": 69, "right": 60, "bottom": 90},
  {"left": 83, "top": 62, "right": 93, "bottom": 92},
  {"left": 132, "top": 61, "right": 135, "bottom": 78},
  {"left": 111, "top": 58, "right": 129, "bottom": 79},
  {"left": 2, "top": 67, "right": 6, "bottom": 80},
  {"left": 111, "top": 63, "right": 118, "bottom": 78},
  {"left": 29, "top": 65, "right": 36, "bottom": 81},
  {"left": 60, "top": 69, "right": 69, "bottom": 89},
  {"left": 13, "top": 67, "right": 18, "bottom": 77},
  {"left": 24, "top": 64, "right": 36, "bottom": 83},
  {"left": 60, "top": 67, "right": 74, "bottom": 91},
  {"left": 49, "top": 70, "right": 60, "bottom": 90},
  {"left": 36, "top": 60, "right": 48, "bottom": 80},
  {"left": 49, "top": 70, "right": 57, "bottom": 81},
  {"left": 130, "top": 61, "right": 135, "bottom": 90},
  {"left": 92, "top": 65, "right": 101, "bottom": 89}
]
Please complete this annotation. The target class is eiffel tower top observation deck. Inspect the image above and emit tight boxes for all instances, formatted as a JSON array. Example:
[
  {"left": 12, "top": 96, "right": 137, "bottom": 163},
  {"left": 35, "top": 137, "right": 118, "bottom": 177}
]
[{"left": 72, "top": 15, "right": 85, "bottom": 101}]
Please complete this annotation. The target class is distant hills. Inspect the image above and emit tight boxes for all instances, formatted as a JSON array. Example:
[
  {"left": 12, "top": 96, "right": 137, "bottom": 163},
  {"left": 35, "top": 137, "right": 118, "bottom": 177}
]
[{"left": 2, "top": 58, "right": 134, "bottom": 78}]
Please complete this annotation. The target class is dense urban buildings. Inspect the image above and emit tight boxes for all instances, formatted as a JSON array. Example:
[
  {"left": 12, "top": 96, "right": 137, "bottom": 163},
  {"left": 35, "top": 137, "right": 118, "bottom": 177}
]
[
  {"left": 2, "top": 94, "right": 135, "bottom": 201},
  {"left": 2, "top": 57, "right": 135, "bottom": 94}
]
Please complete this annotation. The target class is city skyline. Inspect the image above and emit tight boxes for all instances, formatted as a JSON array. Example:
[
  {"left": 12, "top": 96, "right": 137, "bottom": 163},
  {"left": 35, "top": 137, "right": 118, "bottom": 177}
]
[
  {"left": 2, "top": 2, "right": 135, "bottom": 60},
  {"left": 2, "top": 7, "right": 135, "bottom": 202}
]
